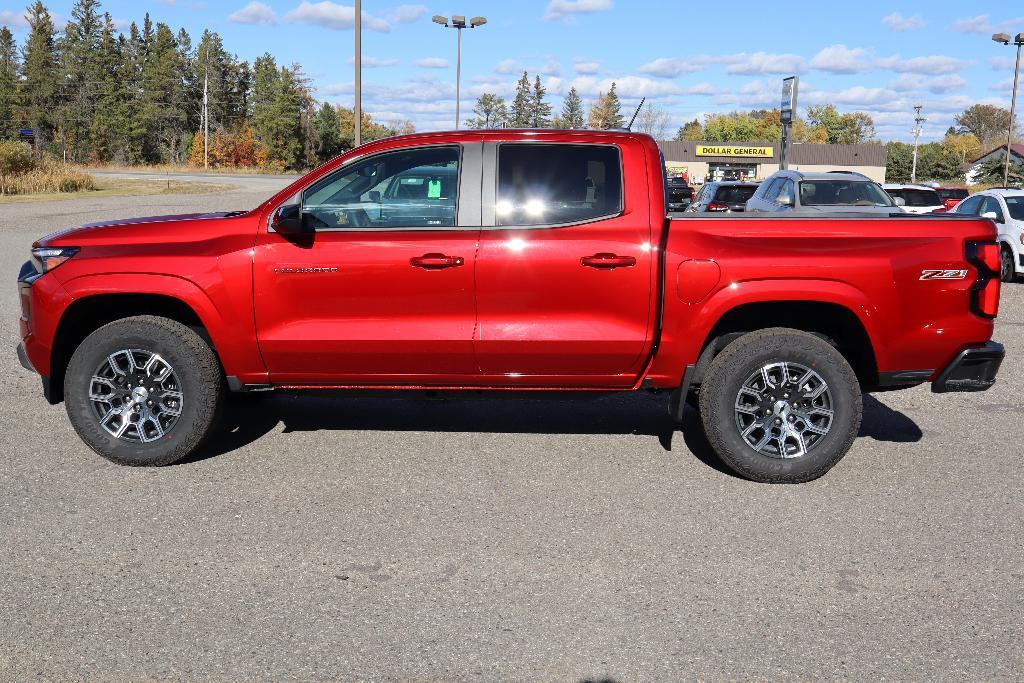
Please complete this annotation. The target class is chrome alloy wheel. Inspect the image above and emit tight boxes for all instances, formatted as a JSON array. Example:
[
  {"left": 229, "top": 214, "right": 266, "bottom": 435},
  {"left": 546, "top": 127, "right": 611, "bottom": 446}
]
[
  {"left": 734, "top": 361, "right": 834, "bottom": 459},
  {"left": 88, "top": 349, "right": 183, "bottom": 443}
]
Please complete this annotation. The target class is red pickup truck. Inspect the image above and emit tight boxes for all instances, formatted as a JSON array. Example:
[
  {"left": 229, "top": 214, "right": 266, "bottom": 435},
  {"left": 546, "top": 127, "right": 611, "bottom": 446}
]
[{"left": 17, "top": 130, "right": 1005, "bottom": 482}]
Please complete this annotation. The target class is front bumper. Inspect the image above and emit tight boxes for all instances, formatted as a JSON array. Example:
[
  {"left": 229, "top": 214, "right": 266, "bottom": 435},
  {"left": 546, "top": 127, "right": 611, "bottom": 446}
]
[{"left": 932, "top": 342, "right": 1005, "bottom": 393}]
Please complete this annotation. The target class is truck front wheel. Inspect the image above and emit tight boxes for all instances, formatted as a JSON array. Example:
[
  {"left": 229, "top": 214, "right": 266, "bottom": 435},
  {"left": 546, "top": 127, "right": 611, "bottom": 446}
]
[
  {"left": 698, "top": 328, "right": 862, "bottom": 483},
  {"left": 64, "top": 316, "right": 224, "bottom": 466}
]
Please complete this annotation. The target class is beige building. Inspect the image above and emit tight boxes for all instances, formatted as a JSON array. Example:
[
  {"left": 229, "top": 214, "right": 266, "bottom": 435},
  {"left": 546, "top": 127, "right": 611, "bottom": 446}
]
[{"left": 657, "top": 140, "right": 888, "bottom": 183}]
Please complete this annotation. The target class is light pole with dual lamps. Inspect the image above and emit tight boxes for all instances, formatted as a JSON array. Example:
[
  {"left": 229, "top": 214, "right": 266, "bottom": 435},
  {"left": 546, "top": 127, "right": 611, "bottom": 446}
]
[
  {"left": 432, "top": 15, "right": 487, "bottom": 129},
  {"left": 992, "top": 31, "right": 1023, "bottom": 187}
]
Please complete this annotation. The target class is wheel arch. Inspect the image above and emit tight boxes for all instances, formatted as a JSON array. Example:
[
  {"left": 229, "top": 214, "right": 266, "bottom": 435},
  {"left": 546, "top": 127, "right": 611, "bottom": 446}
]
[
  {"left": 692, "top": 300, "right": 879, "bottom": 390},
  {"left": 49, "top": 293, "right": 221, "bottom": 404}
]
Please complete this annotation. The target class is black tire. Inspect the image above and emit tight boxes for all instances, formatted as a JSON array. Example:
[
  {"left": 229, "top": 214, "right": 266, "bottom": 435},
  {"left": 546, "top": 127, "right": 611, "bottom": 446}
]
[
  {"left": 64, "top": 315, "right": 224, "bottom": 466},
  {"left": 1000, "top": 245, "right": 1016, "bottom": 284},
  {"left": 698, "top": 328, "right": 862, "bottom": 484}
]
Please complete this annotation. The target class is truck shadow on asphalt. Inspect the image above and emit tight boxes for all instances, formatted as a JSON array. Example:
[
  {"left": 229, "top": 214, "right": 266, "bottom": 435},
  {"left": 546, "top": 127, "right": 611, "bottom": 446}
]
[{"left": 182, "top": 393, "right": 922, "bottom": 475}]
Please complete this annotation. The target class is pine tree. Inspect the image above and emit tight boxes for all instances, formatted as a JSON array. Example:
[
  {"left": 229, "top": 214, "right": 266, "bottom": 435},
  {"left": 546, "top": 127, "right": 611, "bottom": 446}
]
[
  {"left": 314, "top": 101, "right": 342, "bottom": 160},
  {"left": 559, "top": 87, "right": 584, "bottom": 129},
  {"left": 251, "top": 53, "right": 279, "bottom": 145},
  {"left": 143, "top": 23, "right": 188, "bottom": 162},
  {"left": 0, "top": 27, "right": 18, "bottom": 140},
  {"left": 604, "top": 82, "right": 623, "bottom": 129},
  {"left": 466, "top": 93, "right": 507, "bottom": 128},
  {"left": 508, "top": 71, "right": 532, "bottom": 128},
  {"left": 19, "top": 1, "right": 59, "bottom": 153},
  {"left": 262, "top": 65, "right": 304, "bottom": 170},
  {"left": 58, "top": 0, "right": 105, "bottom": 160},
  {"left": 530, "top": 75, "right": 551, "bottom": 128},
  {"left": 88, "top": 14, "right": 128, "bottom": 161}
]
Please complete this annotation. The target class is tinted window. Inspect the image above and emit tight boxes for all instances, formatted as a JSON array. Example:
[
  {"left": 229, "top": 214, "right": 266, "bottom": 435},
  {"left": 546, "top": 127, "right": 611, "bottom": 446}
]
[
  {"left": 496, "top": 144, "right": 622, "bottom": 226},
  {"left": 762, "top": 178, "right": 783, "bottom": 201},
  {"left": 956, "top": 195, "right": 983, "bottom": 215},
  {"left": 936, "top": 188, "right": 968, "bottom": 201},
  {"left": 714, "top": 185, "right": 758, "bottom": 203},
  {"left": 1005, "top": 196, "right": 1024, "bottom": 220},
  {"left": 981, "top": 196, "right": 1005, "bottom": 221},
  {"left": 302, "top": 146, "right": 459, "bottom": 228},
  {"left": 798, "top": 180, "right": 893, "bottom": 207},
  {"left": 886, "top": 188, "right": 942, "bottom": 207}
]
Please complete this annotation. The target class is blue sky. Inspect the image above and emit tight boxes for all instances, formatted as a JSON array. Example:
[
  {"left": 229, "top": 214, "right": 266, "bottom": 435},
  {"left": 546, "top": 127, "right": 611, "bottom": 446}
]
[{"left": 1, "top": 0, "right": 1021, "bottom": 142}]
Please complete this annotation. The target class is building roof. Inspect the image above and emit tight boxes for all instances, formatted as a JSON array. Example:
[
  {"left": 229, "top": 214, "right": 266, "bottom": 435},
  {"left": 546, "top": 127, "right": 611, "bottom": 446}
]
[
  {"left": 656, "top": 140, "right": 888, "bottom": 166},
  {"left": 970, "top": 143, "right": 1024, "bottom": 165}
]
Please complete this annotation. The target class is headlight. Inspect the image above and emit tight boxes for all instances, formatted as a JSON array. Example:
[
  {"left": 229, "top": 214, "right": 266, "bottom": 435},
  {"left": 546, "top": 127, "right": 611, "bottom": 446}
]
[{"left": 31, "top": 246, "right": 79, "bottom": 274}]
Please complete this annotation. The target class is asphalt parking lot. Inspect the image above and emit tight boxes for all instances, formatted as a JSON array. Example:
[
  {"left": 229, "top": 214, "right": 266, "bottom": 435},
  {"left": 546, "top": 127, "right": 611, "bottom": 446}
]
[{"left": 2, "top": 175, "right": 1022, "bottom": 680}]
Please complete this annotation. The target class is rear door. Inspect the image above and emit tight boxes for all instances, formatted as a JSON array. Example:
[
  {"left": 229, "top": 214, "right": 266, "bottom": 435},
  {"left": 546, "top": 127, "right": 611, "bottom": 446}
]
[{"left": 473, "top": 139, "right": 654, "bottom": 387}]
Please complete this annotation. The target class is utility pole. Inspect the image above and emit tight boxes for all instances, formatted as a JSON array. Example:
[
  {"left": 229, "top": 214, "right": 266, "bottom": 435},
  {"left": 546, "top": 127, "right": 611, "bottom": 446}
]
[
  {"left": 910, "top": 104, "right": 924, "bottom": 183},
  {"left": 779, "top": 76, "right": 798, "bottom": 170},
  {"left": 354, "top": 0, "right": 361, "bottom": 147},
  {"left": 202, "top": 67, "right": 209, "bottom": 169}
]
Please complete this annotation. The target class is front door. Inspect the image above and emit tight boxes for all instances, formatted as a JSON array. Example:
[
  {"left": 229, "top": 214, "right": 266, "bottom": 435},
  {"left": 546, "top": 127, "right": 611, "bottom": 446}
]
[
  {"left": 474, "top": 141, "right": 654, "bottom": 387},
  {"left": 253, "top": 143, "right": 481, "bottom": 384}
]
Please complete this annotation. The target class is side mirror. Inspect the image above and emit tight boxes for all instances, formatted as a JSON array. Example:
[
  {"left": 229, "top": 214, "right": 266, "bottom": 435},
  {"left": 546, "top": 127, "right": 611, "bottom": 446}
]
[
  {"left": 271, "top": 203, "right": 309, "bottom": 234},
  {"left": 893, "top": 196, "right": 906, "bottom": 206},
  {"left": 368, "top": 190, "right": 381, "bottom": 203},
  {"left": 776, "top": 193, "right": 793, "bottom": 207},
  {"left": 981, "top": 210, "right": 1002, "bottom": 223}
]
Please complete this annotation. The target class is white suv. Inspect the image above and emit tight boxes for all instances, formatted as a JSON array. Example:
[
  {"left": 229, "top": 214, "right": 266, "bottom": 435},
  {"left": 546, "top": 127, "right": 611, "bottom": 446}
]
[
  {"left": 882, "top": 184, "right": 945, "bottom": 214},
  {"left": 950, "top": 188, "right": 1024, "bottom": 282}
]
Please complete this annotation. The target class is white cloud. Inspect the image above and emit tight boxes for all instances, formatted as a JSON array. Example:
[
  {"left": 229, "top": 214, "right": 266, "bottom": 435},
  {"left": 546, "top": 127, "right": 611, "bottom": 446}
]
[
  {"left": 876, "top": 54, "right": 971, "bottom": 75},
  {"left": 637, "top": 57, "right": 705, "bottom": 78},
  {"left": 804, "top": 86, "right": 899, "bottom": 107},
  {"left": 416, "top": 57, "right": 449, "bottom": 68},
  {"left": 926, "top": 74, "right": 968, "bottom": 94},
  {"left": 682, "top": 83, "right": 716, "bottom": 96},
  {"left": 809, "top": 44, "right": 872, "bottom": 74},
  {"left": 494, "top": 59, "right": 523, "bottom": 75},
  {"left": 543, "top": 0, "right": 612, "bottom": 22},
  {"left": 882, "top": 12, "right": 923, "bottom": 31},
  {"left": 951, "top": 14, "right": 990, "bottom": 34},
  {"left": 389, "top": 4, "right": 427, "bottom": 23},
  {"left": 573, "top": 59, "right": 600, "bottom": 74},
  {"left": 726, "top": 52, "right": 806, "bottom": 75},
  {"left": 990, "top": 78, "right": 1014, "bottom": 94},
  {"left": 989, "top": 56, "right": 1016, "bottom": 70},
  {"left": 283, "top": 1, "right": 391, "bottom": 32},
  {"left": 0, "top": 9, "right": 29, "bottom": 29},
  {"left": 229, "top": 1, "right": 277, "bottom": 25},
  {"left": 346, "top": 56, "right": 399, "bottom": 67}
]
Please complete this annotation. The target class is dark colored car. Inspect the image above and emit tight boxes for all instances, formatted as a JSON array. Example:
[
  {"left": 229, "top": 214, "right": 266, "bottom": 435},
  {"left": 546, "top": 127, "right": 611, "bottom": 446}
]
[
  {"left": 687, "top": 181, "right": 759, "bottom": 213},
  {"left": 935, "top": 187, "right": 969, "bottom": 212},
  {"left": 666, "top": 177, "right": 694, "bottom": 212}
]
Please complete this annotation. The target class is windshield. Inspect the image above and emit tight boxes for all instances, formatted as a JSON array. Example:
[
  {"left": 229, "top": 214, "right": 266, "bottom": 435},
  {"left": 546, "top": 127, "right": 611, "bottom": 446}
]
[
  {"left": 714, "top": 185, "right": 758, "bottom": 203},
  {"left": 799, "top": 180, "right": 893, "bottom": 207},
  {"left": 886, "top": 188, "right": 942, "bottom": 207},
  {"left": 1005, "top": 196, "right": 1024, "bottom": 220},
  {"left": 936, "top": 188, "right": 968, "bottom": 201}
]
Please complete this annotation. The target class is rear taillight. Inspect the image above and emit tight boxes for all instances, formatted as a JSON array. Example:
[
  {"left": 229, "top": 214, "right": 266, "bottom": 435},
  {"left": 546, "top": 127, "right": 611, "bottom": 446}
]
[
  {"left": 707, "top": 202, "right": 728, "bottom": 212},
  {"left": 967, "top": 241, "right": 1000, "bottom": 318}
]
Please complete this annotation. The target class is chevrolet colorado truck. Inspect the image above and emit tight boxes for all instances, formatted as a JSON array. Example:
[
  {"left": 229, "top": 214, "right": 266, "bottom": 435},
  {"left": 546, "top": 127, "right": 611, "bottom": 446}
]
[{"left": 16, "top": 130, "right": 1005, "bottom": 483}]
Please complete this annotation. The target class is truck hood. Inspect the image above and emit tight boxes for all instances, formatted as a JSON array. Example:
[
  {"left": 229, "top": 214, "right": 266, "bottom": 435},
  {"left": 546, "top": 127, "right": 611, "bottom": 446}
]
[{"left": 35, "top": 211, "right": 248, "bottom": 246}]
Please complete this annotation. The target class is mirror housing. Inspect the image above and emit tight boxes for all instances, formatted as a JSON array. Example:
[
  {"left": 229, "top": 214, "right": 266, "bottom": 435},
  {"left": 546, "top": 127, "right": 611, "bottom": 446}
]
[
  {"left": 776, "top": 193, "right": 793, "bottom": 207},
  {"left": 368, "top": 190, "right": 381, "bottom": 203},
  {"left": 892, "top": 196, "right": 906, "bottom": 206},
  {"left": 271, "top": 203, "right": 309, "bottom": 234},
  {"left": 981, "top": 210, "right": 1002, "bottom": 223}
]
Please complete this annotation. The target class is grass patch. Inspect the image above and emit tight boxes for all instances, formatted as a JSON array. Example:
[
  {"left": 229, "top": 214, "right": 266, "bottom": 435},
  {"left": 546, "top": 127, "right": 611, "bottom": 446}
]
[{"left": 0, "top": 177, "right": 238, "bottom": 204}]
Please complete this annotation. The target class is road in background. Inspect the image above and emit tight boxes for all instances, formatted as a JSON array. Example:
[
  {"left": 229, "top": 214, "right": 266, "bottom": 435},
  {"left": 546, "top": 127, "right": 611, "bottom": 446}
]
[{"left": 1, "top": 183, "right": 1022, "bottom": 680}]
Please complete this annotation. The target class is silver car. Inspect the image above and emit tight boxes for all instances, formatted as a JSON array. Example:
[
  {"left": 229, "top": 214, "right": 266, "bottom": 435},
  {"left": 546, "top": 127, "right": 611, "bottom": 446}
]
[{"left": 745, "top": 170, "right": 903, "bottom": 215}]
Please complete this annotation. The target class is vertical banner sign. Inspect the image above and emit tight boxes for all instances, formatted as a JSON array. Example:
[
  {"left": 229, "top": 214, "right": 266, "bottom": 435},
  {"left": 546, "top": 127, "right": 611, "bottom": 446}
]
[{"left": 780, "top": 76, "right": 799, "bottom": 170}]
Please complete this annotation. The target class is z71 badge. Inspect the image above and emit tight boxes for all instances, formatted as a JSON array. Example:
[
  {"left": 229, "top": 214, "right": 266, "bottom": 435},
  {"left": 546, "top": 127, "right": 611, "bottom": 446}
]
[{"left": 920, "top": 269, "right": 968, "bottom": 280}]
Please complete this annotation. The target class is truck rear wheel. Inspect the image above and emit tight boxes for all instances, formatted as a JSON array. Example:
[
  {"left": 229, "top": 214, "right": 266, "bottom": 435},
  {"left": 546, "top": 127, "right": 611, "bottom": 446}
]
[
  {"left": 698, "top": 328, "right": 862, "bottom": 483},
  {"left": 64, "top": 316, "right": 224, "bottom": 466}
]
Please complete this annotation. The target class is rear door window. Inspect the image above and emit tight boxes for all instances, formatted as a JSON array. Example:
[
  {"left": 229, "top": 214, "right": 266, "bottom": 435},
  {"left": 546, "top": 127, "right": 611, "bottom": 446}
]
[
  {"left": 714, "top": 185, "right": 758, "bottom": 203},
  {"left": 496, "top": 144, "right": 623, "bottom": 226},
  {"left": 889, "top": 188, "right": 941, "bottom": 207}
]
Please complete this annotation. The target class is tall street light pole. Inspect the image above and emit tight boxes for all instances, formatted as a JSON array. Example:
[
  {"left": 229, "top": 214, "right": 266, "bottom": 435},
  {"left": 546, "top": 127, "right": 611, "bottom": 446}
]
[
  {"left": 354, "top": 0, "right": 362, "bottom": 147},
  {"left": 910, "top": 105, "right": 924, "bottom": 183},
  {"left": 432, "top": 15, "right": 487, "bottom": 129},
  {"left": 992, "top": 32, "right": 1023, "bottom": 187}
]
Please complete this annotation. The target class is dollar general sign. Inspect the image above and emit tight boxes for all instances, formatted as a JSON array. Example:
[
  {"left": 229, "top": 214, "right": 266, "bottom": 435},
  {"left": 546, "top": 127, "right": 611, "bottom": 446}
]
[{"left": 695, "top": 145, "right": 774, "bottom": 158}]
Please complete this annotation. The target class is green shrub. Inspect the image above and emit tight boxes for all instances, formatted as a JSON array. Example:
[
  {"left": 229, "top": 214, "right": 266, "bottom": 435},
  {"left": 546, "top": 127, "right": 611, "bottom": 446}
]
[{"left": 0, "top": 140, "right": 36, "bottom": 175}]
